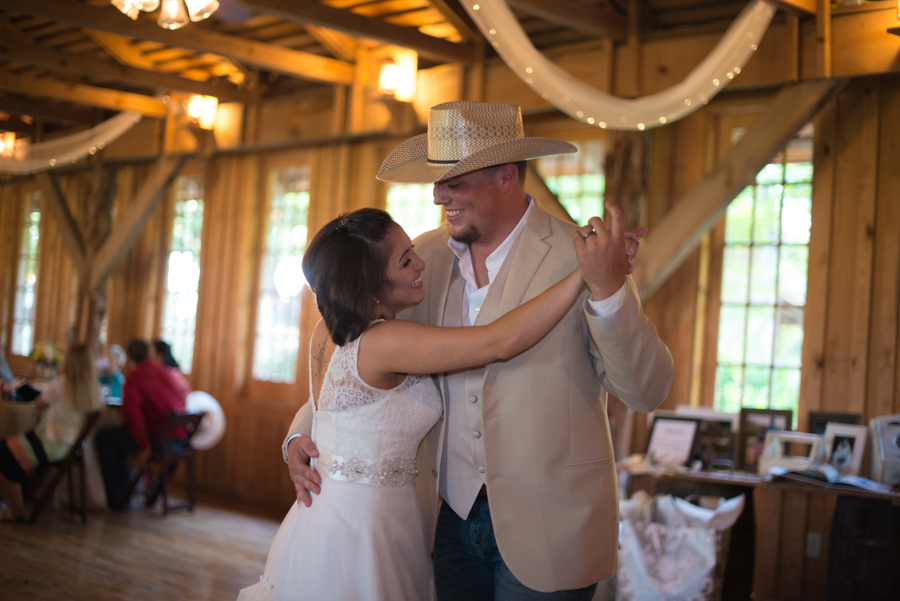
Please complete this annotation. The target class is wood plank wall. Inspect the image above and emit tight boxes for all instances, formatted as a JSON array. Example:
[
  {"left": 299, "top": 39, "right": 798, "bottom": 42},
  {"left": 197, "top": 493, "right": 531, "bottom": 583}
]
[{"left": 2, "top": 75, "right": 900, "bottom": 519}]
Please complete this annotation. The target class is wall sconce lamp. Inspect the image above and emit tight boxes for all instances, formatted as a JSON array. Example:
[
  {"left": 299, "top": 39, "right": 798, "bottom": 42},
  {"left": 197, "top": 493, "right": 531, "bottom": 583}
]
[
  {"left": 377, "top": 49, "right": 418, "bottom": 103},
  {"left": 187, "top": 94, "right": 218, "bottom": 129},
  {"left": 0, "top": 131, "right": 15, "bottom": 158}
]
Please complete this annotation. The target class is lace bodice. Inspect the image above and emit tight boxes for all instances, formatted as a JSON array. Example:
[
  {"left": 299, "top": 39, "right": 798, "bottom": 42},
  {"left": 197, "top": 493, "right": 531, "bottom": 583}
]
[{"left": 310, "top": 327, "right": 442, "bottom": 464}]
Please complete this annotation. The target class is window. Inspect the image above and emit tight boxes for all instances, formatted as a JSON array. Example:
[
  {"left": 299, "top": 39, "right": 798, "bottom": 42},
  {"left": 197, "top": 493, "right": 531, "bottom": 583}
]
[
  {"left": 11, "top": 190, "right": 41, "bottom": 356},
  {"left": 714, "top": 130, "right": 813, "bottom": 416},
  {"left": 252, "top": 164, "right": 311, "bottom": 383},
  {"left": 385, "top": 183, "right": 442, "bottom": 240},
  {"left": 160, "top": 174, "right": 205, "bottom": 374},
  {"left": 535, "top": 139, "right": 605, "bottom": 225}
]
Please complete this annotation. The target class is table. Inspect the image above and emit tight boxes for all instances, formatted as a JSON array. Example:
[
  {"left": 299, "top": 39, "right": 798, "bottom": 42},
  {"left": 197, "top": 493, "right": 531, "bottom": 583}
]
[{"left": 625, "top": 468, "right": 900, "bottom": 601}]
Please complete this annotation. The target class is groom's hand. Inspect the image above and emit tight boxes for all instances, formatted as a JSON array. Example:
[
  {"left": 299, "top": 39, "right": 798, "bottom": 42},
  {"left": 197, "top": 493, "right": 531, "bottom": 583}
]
[
  {"left": 288, "top": 436, "right": 321, "bottom": 507},
  {"left": 578, "top": 202, "right": 629, "bottom": 300}
]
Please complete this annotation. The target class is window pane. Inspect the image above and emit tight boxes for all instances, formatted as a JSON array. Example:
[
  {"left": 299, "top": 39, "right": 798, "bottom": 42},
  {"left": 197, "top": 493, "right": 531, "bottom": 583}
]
[
  {"left": 743, "top": 367, "right": 771, "bottom": 408},
  {"left": 774, "top": 308, "right": 804, "bottom": 368},
  {"left": 252, "top": 165, "right": 310, "bottom": 383},
  {"left": 782, "top": 191, "right": 812, "bottom": 244},
  {"left": 717, "top": 306, "right": 746, "bottom": 365},
  {"left": 785, "top": 162, "right": 813, "bottom": 184},
  {"left": 753, "top": 185, "right": 782, "bottom": 244},
  {"left": 721, "top": 247, "right": 750, "bottom": 304},
  {"left": 160, "top": 175, "right": 205, "bottom": 374},
  {"left": 749, "top": 246, "right": 778, "bottom": 305},
  {"left": 535, "top": 139, "right": 605, "bottom": 226},
  {"left": 386, "top": 183, "right": 442, "bottom": 240},
  {"left": 11, "top": 191, "right": 42, "bottom": 356},
  {"left": 778, "top": 246, "right": 808, "bottom": 306},
  {"left": 756, "top": 163, "right": 783, "bottom": 185},
  {"left": 745, "top": 306, "right": 775, "bottom": 366},
  {"left": 771, "top": 368, "right": 801, "bottom": 412},
  {"left": 715, "top": 365, "right": 743, "bottom": 414},
  {"left": 725, "top": 188, "right": 753, "bottom": 245}
]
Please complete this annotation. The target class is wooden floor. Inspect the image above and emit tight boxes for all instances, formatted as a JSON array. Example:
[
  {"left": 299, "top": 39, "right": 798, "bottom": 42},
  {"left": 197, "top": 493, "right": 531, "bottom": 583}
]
[{"left": 0, "top": 499, "right": 284, "bottom": 601}]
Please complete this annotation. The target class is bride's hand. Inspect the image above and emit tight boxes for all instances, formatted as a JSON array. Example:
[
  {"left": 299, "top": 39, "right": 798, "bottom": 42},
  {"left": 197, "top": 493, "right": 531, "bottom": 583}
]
[
  {"left": 624, "top": 227, "right": 646, "bottom": 275},
  {"left": 573, "top": 203, "right": 629, "bottom": 300}
]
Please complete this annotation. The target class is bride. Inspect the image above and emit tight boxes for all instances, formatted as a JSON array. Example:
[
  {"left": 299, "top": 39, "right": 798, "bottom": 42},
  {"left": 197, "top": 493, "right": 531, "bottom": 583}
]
[{"left": 239, "top": 207, "right": 610, "bottom": 601}]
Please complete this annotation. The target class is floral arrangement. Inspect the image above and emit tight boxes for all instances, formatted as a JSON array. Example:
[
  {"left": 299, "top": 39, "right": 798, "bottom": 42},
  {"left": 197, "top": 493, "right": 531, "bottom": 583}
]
[{"left": 30, "top": 341, "right": 65, "bottom": 371}]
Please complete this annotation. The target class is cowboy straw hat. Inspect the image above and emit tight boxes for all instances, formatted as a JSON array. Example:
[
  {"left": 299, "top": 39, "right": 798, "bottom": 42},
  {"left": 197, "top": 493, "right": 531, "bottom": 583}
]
[{"left": 376, "top": 101, "right": 576, "bottom": 184}]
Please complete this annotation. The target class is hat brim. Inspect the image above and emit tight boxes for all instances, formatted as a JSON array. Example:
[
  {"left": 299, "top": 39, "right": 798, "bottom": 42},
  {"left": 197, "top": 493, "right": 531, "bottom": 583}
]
[{"left": 376, "top": 135, "right": 577, "bottom": 184}]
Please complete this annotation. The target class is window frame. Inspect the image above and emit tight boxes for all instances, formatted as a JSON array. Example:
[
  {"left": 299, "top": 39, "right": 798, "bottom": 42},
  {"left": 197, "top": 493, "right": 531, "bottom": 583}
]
[
  {"left": 5, "top": 184, "right": 43, "bottom": 366},
  {"left": 154, "top": 167, "right": 207, "bottom": 376},
  {"left": 698, "top": 112, "right": 815, "bottom": 413},
  {"left": 244, "top": 152, "right": 316, "bottom": 405}
]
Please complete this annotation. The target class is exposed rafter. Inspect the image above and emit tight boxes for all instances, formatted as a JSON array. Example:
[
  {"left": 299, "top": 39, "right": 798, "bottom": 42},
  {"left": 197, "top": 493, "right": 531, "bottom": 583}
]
[
  {"left": 240, "top": 0, "right": 476, "bottom": 65},
  {"left": 632, "top": 79, "right": 847, "bottom": 300},
  {"left": 0, "top": 41, "right": 255, "bottom": 104},
  {"left": 507, "top": 0, "right": 627, "bottom": 42},
  {"left": 0, "top": 0, "right": 354, "bottom": 86},
  {"left": 0, "top": 71, "right": 168, "bottom": 118}
]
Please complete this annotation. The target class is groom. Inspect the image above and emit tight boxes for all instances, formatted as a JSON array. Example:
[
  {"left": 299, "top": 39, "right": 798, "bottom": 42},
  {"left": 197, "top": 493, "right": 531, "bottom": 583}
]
[{"left": 284, "top": 101, "right": 674, "bottom": 599}]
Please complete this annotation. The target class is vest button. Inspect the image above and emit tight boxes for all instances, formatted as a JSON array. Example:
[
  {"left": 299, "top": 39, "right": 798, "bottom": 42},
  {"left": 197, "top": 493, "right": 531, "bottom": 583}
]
[
  {"left": 478, "top": 466, "right": 485, "bottom": 474},
  {"left": 472, "top": 430, "right": 481, "bottom": 439},
  {"left": 469, "top": 395, "right": 478, "bottom": 404}
]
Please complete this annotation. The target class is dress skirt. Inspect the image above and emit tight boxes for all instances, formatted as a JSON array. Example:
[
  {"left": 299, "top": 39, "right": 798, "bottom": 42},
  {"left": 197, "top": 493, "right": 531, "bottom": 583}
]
[{"left": 238, "top": 459, "right": 433, "bottom": 601}]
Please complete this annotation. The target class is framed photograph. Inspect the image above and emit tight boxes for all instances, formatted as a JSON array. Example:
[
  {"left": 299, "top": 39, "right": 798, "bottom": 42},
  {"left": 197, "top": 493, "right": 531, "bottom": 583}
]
[
  {"left": 823, "top": 423, "right": 868, "bottom": 476},
  {"left": 650, "top": 411, "right": 734, "bottom": 469},
  {"left": 737, "top": 408, "right": 793, "bottom": 472},
  {"left": 807, "top": 411, "right": 863, "bottom": 436},
  {"left": 758, "top": 431, "right": 821, "bottom": 476},
  {"left": 645, "top": 416, "right": 700, "bottom": 467}
]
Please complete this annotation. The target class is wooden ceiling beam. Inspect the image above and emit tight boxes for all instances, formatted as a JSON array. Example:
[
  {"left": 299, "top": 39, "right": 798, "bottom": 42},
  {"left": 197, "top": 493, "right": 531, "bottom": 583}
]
[
  {"left": 0, "top": 0, "right": 354, "bottom": 85},
  {"left": 632, "top": 78, "right": 846, "bottom": 300},
  {"left": 769, "top": 0, "right": 816, "bottom": 16},
  {"left": 0, "top": 71, "right": 168, "bottom": 118},
  {"left": 428, "top": 0, "right": 480, "bottom": 42},
  {"left": 0, "top": 92, "right": 97, "bottom": 125},
  {"left": 90, "top": 155, "right": 187, "bottom": 289},
  {"left": 0, "top": 40, "right": 255, "bottom": 104},
  {"left": 240, "top": 0, "right": 476, "bottom": 65},
  {"left": 507, "top": 0, "right": 627, "bottom": 42}
]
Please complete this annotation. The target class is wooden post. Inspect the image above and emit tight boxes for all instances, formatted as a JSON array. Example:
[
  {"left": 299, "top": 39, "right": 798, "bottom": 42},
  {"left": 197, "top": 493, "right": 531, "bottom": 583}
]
[{"left": 603, "top": 130, "right": 647, "bottom": 231}]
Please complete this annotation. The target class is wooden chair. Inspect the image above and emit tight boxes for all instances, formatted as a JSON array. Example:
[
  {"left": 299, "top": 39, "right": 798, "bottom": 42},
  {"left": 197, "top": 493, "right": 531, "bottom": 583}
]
[
  {"left": 24, "top": 410, "right": 102, "bottom": 525},
  {"left": 129, "top": 412, "right": 205, "bottom": 516}
]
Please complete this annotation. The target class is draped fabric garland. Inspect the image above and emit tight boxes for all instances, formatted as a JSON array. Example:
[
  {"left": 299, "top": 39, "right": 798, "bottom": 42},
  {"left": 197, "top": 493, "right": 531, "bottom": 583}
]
[
  {"left": 462, "top": 0, "right": 777, "bottom": 130},
  {"left": 0, "top": 112, "right": 143, "bottom": 175}
]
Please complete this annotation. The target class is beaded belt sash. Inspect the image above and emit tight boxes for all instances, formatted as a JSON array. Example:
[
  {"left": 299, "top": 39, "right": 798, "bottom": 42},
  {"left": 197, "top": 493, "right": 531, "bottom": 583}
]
[{"left": 317, "top": 451, "right": 417, "bottom": 488}]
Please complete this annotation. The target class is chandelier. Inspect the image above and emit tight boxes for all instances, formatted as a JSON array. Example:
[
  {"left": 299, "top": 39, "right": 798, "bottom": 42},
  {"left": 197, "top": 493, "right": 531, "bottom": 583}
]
[{"left": 111, "top": 0, "right": 219, "bottom": 30}]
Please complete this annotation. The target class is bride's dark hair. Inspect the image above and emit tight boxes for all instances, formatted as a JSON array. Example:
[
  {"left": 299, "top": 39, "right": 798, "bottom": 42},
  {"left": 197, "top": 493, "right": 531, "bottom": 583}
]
[{"left": 302, "top": 208, "right": 396, "bottom": 345}]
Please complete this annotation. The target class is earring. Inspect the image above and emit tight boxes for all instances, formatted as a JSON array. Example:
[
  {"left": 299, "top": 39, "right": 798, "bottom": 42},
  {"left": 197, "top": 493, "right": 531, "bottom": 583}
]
[{"left": 374, "top": 297, "right": 381, "bottom": 305}]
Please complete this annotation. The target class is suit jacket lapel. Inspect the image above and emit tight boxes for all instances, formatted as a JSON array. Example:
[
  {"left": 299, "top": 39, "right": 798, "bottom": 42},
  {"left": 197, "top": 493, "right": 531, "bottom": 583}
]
[
  {"left": 496, "top": 203, "right": 553, "bottom": 318},
  {"left": 430, "top": 230, "right": 455, "bottom": 327}
]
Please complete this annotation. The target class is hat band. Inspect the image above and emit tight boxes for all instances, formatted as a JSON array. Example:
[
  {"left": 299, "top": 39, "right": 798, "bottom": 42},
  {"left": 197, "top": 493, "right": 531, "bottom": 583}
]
[{"left": 426, "top": 158, "right": 459, "bottom": 165}]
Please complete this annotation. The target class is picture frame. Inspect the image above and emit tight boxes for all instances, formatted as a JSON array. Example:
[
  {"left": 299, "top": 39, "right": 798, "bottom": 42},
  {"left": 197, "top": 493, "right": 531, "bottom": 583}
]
[
  {"left": 645, "top": 416, "right": 701, "bottom": 467},
  {"left": 822, "top": 423, "right": 868, "bottom": 476},
  {"left": 737, "top": 408, "right": 793, "bottom": 472},
  {"left": 757, "top": 431, "right": 821, "bottom": 476},
  {"left": 668, "top": 407, "right": 738, "bottom": 469},
  {"left": 807, "top": 411, "right": 863, "bottom": 436}
]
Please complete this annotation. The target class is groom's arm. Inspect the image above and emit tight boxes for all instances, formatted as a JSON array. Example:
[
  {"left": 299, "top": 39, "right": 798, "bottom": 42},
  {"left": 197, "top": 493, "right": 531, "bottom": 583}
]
[{"left": 283, "top": 402, "right": 321, "bottom": 507}]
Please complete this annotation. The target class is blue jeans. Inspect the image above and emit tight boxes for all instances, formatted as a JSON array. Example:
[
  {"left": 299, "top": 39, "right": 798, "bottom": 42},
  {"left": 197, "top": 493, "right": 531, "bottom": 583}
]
[{"left": 433, "top": 498, "right": 599, "bottom": 601}]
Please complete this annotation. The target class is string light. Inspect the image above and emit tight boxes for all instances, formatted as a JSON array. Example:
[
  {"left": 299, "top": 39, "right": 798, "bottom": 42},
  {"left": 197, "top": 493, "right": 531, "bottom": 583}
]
[{"left": 461, "top": 0, "right": 775, "bottom": 130}]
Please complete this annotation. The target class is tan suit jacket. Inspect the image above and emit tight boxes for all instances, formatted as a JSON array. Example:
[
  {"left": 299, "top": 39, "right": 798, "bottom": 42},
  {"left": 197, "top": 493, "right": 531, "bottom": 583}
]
[{"left": 285, "top": 203, "right": 673, "bottom": 592}]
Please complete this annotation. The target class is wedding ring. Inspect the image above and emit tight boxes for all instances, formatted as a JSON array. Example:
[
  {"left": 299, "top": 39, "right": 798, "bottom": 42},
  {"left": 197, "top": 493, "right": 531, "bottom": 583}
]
[{"left": 582, "top": 230, "right": 597, "bottom": 240}]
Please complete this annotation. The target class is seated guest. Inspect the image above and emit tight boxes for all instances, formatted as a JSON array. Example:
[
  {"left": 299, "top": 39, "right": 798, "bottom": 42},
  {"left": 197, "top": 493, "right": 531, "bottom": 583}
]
[
  {"left": 150, "top": 339, "right": 191, "bottom": 400},
  {"left": 96, "top": 339, "right": 186, "bottom": 509},
  {"left": 98, "top": 344, "right": 126, "bottom": 401},
  {"left": 0, "top": 344, "right": 101, "bottom": 521}
]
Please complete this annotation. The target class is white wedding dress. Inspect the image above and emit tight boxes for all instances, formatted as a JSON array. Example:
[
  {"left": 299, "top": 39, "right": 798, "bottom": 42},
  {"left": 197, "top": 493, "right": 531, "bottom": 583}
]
[{"left": 238, "top": 327, "right": 442, "bottom": 601}]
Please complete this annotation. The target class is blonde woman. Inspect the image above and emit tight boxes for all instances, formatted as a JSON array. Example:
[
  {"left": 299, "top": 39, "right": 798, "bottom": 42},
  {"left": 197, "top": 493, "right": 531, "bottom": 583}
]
[{"left": 0, "top": 344, "right": 101, "bottom": 521}]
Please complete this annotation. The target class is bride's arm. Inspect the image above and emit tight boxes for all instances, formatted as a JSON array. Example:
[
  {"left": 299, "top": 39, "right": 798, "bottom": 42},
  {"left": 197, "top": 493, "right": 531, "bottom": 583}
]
[{"left": 359, "top": 229, "right": 596, "bottom": 378}]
